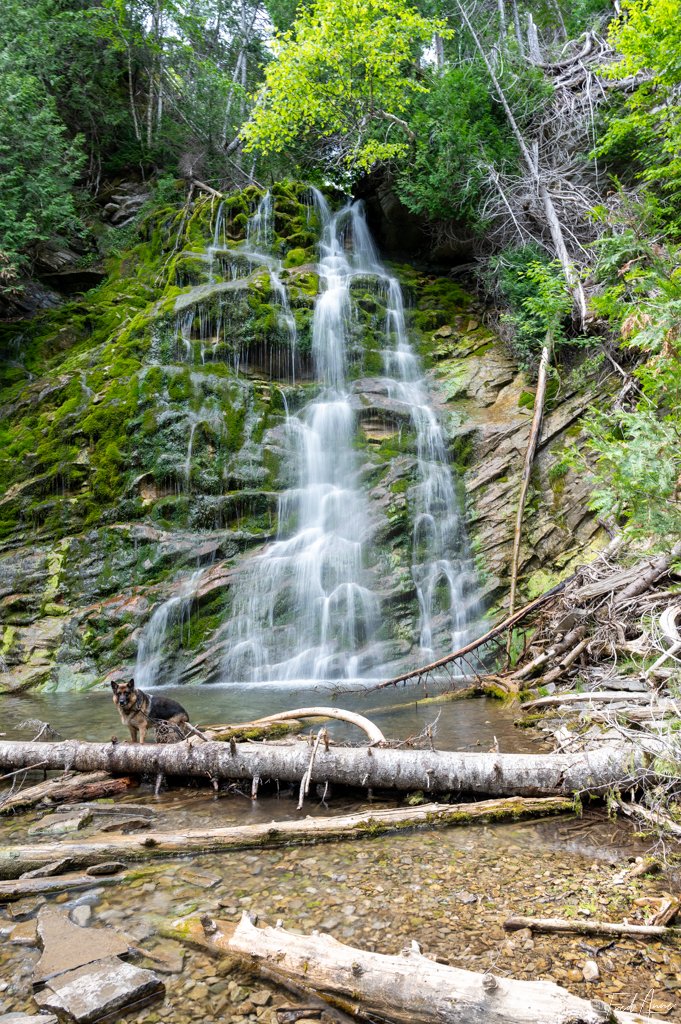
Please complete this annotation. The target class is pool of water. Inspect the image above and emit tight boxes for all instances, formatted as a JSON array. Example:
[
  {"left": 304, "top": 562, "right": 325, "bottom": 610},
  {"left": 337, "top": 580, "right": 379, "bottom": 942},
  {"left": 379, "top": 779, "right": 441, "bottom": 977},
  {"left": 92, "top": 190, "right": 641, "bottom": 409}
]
[
  {"left": 1, "top": 687, "right": 679, "bottom": 1023},
  {"left": 0, "top": 683, "right": 540, "bottom": 752}
]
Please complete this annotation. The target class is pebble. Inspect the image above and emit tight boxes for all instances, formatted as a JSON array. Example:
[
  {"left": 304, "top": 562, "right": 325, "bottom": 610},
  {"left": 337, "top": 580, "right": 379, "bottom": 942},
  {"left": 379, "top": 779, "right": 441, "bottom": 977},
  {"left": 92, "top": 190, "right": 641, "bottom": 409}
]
[
  {"left": 69, "top": 906, "right": 92, "bottom": 928},
  {"left": 582, "top": 960, "right": 599, "bottom": 982}
]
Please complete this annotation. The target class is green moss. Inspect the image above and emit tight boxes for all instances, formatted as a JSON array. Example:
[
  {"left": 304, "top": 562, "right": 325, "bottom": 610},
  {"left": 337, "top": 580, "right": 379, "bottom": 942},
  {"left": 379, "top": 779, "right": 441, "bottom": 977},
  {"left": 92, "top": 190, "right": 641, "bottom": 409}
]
[{"left": 283, "top": 247, "right": 308, "bottom": 268}]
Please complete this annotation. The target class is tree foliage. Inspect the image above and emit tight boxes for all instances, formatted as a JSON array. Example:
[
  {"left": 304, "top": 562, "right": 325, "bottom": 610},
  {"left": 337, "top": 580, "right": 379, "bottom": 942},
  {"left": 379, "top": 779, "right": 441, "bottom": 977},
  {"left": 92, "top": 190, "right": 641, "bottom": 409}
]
[
  {"left": 600, "top": 0, "right": 681, "bottom": 216},
  {"left": 241, "top": 0, "right": 447, "bottom": 171}
]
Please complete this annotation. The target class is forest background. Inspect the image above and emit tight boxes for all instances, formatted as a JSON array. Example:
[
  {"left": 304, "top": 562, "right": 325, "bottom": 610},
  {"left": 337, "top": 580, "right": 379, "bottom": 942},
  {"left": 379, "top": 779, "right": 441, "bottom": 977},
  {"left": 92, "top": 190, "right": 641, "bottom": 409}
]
[{"left": 1, "top": 0, "right": 680, "bottom": 550}]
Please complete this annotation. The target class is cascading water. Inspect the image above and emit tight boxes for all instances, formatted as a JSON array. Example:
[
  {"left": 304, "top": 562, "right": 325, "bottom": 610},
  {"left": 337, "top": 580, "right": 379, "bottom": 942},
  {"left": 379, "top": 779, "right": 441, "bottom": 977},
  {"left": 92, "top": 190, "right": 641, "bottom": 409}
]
[
  {"left": 220, "top": 192, "right": 478, "bottom": 684},
  {"left": 134, "top": 569, "right": 204, "bottom": 688},
  {"left": 222, "top": 193, "right": 380, "bottom": 683}
]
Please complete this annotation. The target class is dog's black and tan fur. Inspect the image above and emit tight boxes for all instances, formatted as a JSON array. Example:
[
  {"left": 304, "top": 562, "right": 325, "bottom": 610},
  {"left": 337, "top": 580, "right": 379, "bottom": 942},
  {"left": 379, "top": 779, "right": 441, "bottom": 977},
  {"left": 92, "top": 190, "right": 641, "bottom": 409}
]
[{"left": 111, "top": 678, "right": 189, "bottom": 743}]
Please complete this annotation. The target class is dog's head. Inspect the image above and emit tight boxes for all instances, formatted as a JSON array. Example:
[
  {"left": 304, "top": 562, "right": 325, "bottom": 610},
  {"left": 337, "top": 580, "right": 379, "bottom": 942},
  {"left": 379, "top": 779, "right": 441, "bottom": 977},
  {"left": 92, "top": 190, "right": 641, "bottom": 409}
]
[{"left": 111, "top": 678, "right": 136, "bottom": 709}]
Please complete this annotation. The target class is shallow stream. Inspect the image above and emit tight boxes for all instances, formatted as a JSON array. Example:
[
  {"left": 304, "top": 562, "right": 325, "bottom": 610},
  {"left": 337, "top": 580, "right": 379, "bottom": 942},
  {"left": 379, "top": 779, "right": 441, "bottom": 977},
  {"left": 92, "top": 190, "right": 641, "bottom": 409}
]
[{"left": 1, "top": 688, "right": 680, "bottom": 1022}]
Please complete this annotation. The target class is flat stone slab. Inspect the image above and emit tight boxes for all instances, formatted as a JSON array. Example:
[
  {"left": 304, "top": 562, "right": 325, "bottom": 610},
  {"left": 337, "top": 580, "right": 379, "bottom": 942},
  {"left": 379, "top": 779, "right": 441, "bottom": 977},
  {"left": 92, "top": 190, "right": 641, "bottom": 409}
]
[
  {"left": 34, "top": 908, "right": 130, "bottom": 985},
  {"left": 34, "top": 957, "right": 164, "bottom": 1023},
  {"left": 28, "top": 811, "right": 93, "bottom": 837},
  {"left": 0, "top": 1015, "right": 59, "bottom": 1023},
  {"left": 9, "top": 918, "right": 38, "bottom": 945}
]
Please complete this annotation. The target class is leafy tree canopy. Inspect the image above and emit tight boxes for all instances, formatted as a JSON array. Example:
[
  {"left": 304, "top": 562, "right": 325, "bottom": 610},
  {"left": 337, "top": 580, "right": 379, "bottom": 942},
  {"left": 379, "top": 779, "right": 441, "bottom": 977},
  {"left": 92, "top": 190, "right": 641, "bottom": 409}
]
[{"left": 241, "top": 0, "right": 449, "bottom": 172}]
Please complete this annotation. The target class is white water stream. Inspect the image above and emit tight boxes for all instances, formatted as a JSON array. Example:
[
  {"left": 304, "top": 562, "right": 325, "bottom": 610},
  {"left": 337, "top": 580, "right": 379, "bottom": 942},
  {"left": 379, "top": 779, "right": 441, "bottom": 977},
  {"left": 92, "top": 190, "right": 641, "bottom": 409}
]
[
  {"left": 220, "top": 192, "right": 477, "bottom": 684},
  {"left": 135, "top": 190, "right": 477, "bottom": 687}
]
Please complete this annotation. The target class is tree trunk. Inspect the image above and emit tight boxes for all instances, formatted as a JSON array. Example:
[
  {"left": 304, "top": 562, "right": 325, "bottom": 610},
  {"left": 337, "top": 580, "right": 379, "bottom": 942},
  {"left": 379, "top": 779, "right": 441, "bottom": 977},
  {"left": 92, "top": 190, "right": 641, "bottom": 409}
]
[
  {"left": 0, "top": 739, "right": 645, "bottom": 799},
  {"left": 203, "top": 915, "right": 665, "bottom": 1024},
  {"left": 508, "top": 344, "right": 550, "bottom": 623},
  {"left": 0, "top": 797, "right": 572, "bottom": 880},
  {"left": 0, "top": 771, "right": 136, "bottom": 815}
]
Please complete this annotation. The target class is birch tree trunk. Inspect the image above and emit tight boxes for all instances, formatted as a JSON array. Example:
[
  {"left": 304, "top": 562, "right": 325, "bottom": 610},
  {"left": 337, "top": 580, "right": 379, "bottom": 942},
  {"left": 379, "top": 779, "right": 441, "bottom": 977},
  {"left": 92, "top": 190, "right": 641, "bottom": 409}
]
[
  {"left": 205, "top": 915, "right": 664, "bottom": 1024},
  {"left": 0, "top": 739, "right": 646, "bottom": 797}
]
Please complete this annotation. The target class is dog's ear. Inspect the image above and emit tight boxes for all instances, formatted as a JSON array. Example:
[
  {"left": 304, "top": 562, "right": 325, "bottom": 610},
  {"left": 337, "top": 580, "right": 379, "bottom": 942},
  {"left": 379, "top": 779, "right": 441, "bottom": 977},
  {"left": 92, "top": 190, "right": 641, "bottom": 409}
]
[
  {"left": 110, "top": 680, "right": 118, "bottom": 692},
  {"left": 127, "top": 678, "right": 136, "bottom": 689}
]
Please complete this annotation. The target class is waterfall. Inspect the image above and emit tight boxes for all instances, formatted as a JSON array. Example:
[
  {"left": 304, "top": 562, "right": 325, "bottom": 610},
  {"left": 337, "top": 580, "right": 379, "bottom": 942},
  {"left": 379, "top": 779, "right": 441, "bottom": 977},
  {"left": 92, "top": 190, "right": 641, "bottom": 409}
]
[
  {"left": 220, "top": 192, "right": 478, "bottom": 684},
  {"left": 134, "top": 570, "right": 204, "bottom": 688}
]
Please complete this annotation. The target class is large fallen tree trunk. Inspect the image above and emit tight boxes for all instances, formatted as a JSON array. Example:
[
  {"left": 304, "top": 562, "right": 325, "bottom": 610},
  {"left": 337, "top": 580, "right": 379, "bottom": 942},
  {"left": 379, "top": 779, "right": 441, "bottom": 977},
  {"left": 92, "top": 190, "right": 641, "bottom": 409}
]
[
  {"left": 0, "top": 739, "right": 646, "bottom": 799},
  {"left": 199, "top": 914, "right": 664, "bottom": 1024},
  {"left": 0, "top": 797, "right": 571, "bottom": 879}
]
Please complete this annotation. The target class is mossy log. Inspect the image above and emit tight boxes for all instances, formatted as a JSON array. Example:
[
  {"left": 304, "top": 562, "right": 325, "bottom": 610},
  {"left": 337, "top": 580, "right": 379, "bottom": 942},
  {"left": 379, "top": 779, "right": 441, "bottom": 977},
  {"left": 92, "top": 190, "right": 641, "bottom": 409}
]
[
  {"left": 0, "top": 739, "right": 645, "bottom": 801},
  {"left": 197, "top": 914, "right": 664, "bottom": 1024},
  {"left": 0, "top": 797, "right": 571, "bottom": 879}
]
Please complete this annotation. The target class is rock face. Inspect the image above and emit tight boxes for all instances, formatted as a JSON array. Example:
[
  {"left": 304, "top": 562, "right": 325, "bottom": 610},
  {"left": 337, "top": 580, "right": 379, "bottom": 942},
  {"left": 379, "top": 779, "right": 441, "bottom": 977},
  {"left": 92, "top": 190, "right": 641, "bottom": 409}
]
[
  {"left": 424, "top": 314, "right": 606, "bottom": 612},
  {"left": 0, "top": 183, "right": 603, "bottom": 691}
]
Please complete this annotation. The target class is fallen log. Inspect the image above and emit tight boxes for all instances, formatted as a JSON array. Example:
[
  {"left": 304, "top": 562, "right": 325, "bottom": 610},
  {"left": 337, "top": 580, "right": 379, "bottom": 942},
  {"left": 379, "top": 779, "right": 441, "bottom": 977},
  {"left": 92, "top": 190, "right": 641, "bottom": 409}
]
[
  {"left": 521, "top": 691, "right": 653, "bottom": 711},
  {"left": 0, "top": 771, "right": 137, "bottom": 815},
  {"left": 0, "top": 739, "right": 646, "bottom": 801},
  {"left": 504, "top": 915, "right": 680, "bottom": 941},
  {"left": 198, "top": 913, "right": 665, "bottom": 1024},
  {"left": 0, "top": 796, "right": 571, "bottom": 879},
  {"left": 0, "top": 871, "right": 128, "bottom": 902}
]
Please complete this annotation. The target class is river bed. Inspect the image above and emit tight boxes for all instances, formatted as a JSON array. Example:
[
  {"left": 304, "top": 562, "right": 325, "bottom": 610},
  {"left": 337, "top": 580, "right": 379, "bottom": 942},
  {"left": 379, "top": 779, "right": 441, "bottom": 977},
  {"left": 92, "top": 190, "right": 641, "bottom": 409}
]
[{"left": 1, "top": 687, "right": 679, "bottom": 1022}]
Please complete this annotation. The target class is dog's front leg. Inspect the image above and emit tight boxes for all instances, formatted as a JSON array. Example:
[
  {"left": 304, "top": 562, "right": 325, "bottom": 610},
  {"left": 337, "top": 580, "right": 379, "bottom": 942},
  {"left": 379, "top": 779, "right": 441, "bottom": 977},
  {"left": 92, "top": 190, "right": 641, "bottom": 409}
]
[
  {"left": 138, "top": 722, "right": 148, "bottom": 744},
  {"left": 128, "top": 724, "right": 139, "bottom": 743}
]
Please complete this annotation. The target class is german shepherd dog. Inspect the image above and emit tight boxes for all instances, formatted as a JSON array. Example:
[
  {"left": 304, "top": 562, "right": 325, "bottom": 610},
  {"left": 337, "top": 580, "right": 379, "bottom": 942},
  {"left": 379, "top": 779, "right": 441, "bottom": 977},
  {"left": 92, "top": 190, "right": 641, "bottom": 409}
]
[{"left": 111, "top": 678, "right": 189, "bottom": 743}]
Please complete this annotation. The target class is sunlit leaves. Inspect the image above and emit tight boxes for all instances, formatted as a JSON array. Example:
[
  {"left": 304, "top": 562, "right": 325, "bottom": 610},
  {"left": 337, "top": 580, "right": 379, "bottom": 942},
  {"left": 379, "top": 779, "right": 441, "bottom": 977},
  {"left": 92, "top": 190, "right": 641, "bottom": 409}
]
[{"left": 241, "top": 0, "right": 448, "bottom": 172}]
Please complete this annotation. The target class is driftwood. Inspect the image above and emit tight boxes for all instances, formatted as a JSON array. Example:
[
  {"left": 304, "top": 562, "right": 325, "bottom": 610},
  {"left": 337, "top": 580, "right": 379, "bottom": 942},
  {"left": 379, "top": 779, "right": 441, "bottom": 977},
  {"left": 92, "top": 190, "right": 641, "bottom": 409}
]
[
  {"left": 0, "top": 797, "right": 572, "bottom": 879},
  {"left": 0, "top": 871, "right": 128, "bottom": 902},
  {"left": 521, "top": 690, "right": 653, "bottom": 711},
  {"left": 0, "top": 770, "right": 136, "bottom": 815},
  {"left": 616, "top": 796, "right": 681, "bottom": 838},
  {"left": 238, "top": 708, "right": 386, "bottom": 745},
  {"left": 508, "top": 344, "right": 550, "bottom": 623},
  {"left": 0, "top": 739, "right": 646, "bottom": 799},
  {"left": 374, "top": 574, "right": 576, "bottom": 690},
  {"left": 199, "top": 913, "right": 664, "bottom": 1024},
  {"left": 504, "top": 915, "right": 680, "bottom": 941}
]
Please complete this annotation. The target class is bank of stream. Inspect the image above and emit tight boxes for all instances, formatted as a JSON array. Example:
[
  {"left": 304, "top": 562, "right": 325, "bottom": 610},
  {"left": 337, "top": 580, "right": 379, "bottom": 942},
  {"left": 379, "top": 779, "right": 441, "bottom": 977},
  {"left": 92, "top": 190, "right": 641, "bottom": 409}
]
[{"left": 1, "top": 688, "right": 680, "bottom": 1022}]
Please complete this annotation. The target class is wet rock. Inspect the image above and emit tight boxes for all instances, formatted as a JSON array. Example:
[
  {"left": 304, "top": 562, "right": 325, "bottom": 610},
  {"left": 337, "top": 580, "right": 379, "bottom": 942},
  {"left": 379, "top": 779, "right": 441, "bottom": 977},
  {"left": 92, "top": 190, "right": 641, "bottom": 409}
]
[
  {"left": 28, "top": 811, "right": 93, "bottom": 837},
  {"left": 21, "top": 859, "right": 76, "bottom": 878},
  {"left": 70, "top": 906, "right": 92, "bottom": 928},
  {"left": 145, "top": 943, "right": 185, "bottom": 975},
  {"left": 0, "top": 1015, "right": 59, "bottom": 1023},
  {"left": 97, "top": 817, "right": 152, "bottom": 833},
  {"left": 85, "top": 863, "right": 127, "bottom": 877},
  {"left": 34, "top": 956, "right": 164, "bottom": 1023},
  {"left": 9, "top": 919, "right": 38, "bottom": 945},
  {"left": 582, "top": 960, "right": 599, "bottom": 982},
  {"left": 177, "top": 869, "right": 220, "bottom": 889},
  {"left": 34, "top": 908, "right": 130, "bottom": 984}
]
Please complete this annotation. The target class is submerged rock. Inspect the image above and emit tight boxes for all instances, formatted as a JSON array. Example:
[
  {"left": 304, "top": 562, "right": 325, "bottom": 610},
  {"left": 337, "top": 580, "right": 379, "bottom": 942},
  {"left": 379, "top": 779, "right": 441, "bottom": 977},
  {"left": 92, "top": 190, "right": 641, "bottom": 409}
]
[
  {"left": 34, "top": 957, "right": 164, "bottom": 1023},
  {"left": 33, "top": 908, "right": 131, "bottom": 985}
]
